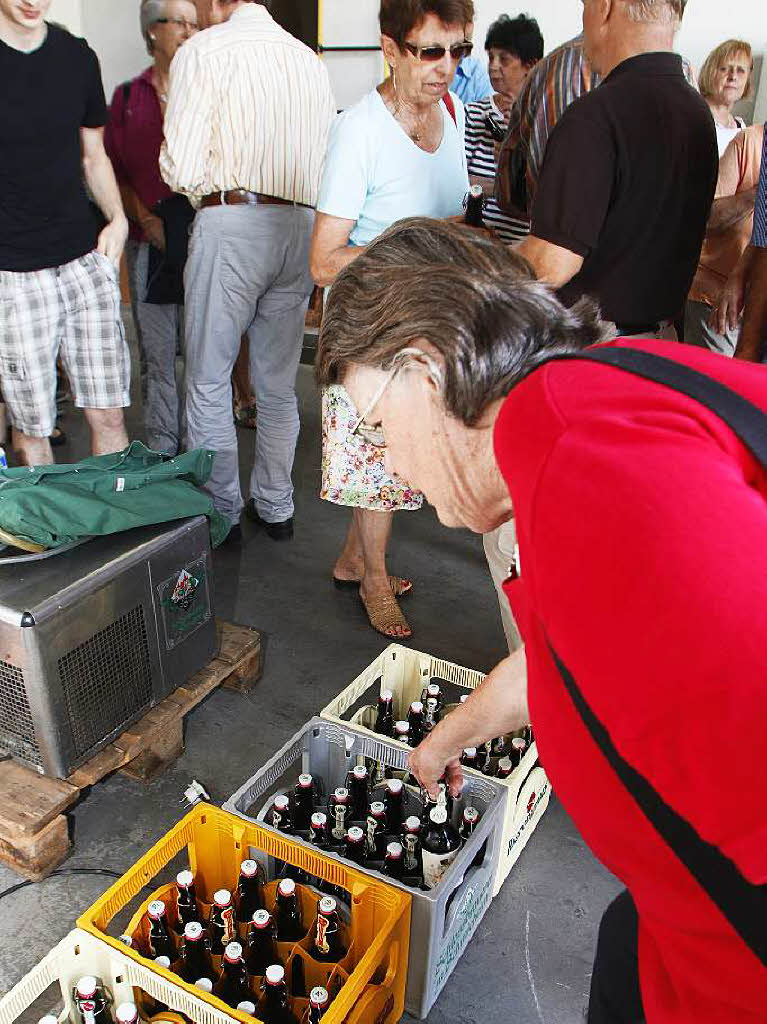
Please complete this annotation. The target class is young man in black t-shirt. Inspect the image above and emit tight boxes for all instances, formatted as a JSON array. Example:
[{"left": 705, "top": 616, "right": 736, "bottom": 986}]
[
  {"left": 515, "top": 0, "right": 718, "bottom": 340},
  {"left": 0, "top": 0, "right": 131, "bottom": 466}
]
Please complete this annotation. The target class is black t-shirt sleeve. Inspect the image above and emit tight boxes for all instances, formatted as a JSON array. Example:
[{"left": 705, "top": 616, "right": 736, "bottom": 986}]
[
  {"left": 530, "top": 102, "right": 616, "bottom": 258},
  {"left": 82, "top": 44, "right": 107, "bottom": 128}
]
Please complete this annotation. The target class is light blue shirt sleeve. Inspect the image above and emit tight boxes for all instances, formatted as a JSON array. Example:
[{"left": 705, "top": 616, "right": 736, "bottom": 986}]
[
  {"left": 751, "top": 127, "right": 767, "bottom": 248},
  {"left": 317, "top": 110, "right": 370, "bottom": 224},
  {"left": 451, "top": 57, "right": 493, "bottom": 105}
]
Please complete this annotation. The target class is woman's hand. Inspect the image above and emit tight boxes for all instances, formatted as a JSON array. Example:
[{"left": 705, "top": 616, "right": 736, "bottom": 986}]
[
  {"left": 409, "top": 734, "right": 464, "bottom": 799},
  {"left": 141, "top": 213, "right": 166, "bottom": 253},
  {"left": 710, "top": 245, "right": 755, "bottom": 335}
]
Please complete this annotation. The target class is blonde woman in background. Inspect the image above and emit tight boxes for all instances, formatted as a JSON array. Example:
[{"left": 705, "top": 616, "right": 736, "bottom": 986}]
[{"left": 698, "top": 39, "right": 753, "bottom": 156}]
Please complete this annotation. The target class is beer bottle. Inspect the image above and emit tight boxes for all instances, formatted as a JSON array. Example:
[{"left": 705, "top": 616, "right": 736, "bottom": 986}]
[
  {"left": 496, "top": 755, "right": 513, "bottom": 779},
  {"left": 366, "top": 801, "right": 387, "bottom": 858},
  {"left": 154, "top": 956, "right": 171, "bottom": 970},
  {"left": 421, "top": 805, "right": 462, "bottom": 889},
  {"left": 423, "top": 697, "right": 439, "bottom": 734},
  {"left": 272, "top": 794, "right": 293, "bottom": 834},
  {"left": 510, "top": 736, "right": 528, "bottom": 769},
  {"left": 246, "top": 909, "right": 279, "bottom": 976},
  {"left": 180, "top": 921, "right": 215, "bottom": 985},
  {"left": 237, "top": 1002, "right": 257, "bottom": 1016},
  {"left": 480, "top": 750, "right": 495, "bottom": 776},
  {"left": 383, "top": 841, "right": 404, "bottom": 881},
  {"left": 345, "top": 764, "right": 369, "bottom": 820},
  {"left": 306, "top": 987, "right": 330, "bottom": 1023},
  {"left": 465, "top": 184, "right": 485, "bottom": 227},
  {"left": 275, "top": 878, "right": 304, "bottom": 942},
  {"left": 146, "top": 900, "right": 176, "bottom": 961},
  {"left": 293, "top": 774, "right": 315, "bottom": 832},
  {"left": 422, "top": 683, "right": 443, "bottom": 715},
  {"left": 195, "top": 978, "right": 214, "bottom": 994},
  {"left": 343, "top": 825, "right": 366, "bottom": 865},
  {"left": 374, "top": 690, "right": 394, "bottom": 737},
  {"left": 490, "top": 736, "right": 507, "bottom": 758},
  {"left": 407, "top": 701, "right": 425, "bottom": 746},
  {"left": 115, "top": 1004, "right": 138, "bottom": 1024},
  {"left": 216, "top": 942, "right": 250, "bottom": 1008},
  {"left": 176, "top": 869, "right": 202, "bottom": 930},
  {"left": 394, "top": 720, "right": 410, "bottom": 746},
  {"left": 236, "top": 859, "right": 264, "bottom": 924},
  {"left": 74, "top": 977, "right": 112, "bottom": 1024},
  {"left": 262, "top": 965, "right": 298, "bottom": 1024},
  {"left": 328, "top": 787, "right": 350, "bottom": 842},
  {"left": 118, "top": 934, "right": 133, "bottom": 948},
  {"left": 383, "top": 778, "right": 404, "bottom": 834},
  {"left": 524, "top": 724, "right": 534, "bottom": 747},
  {"left": 459, "top": 806, "right": 481, "bottom": 840},
  {"left": 209, "top": 889, "right": 236, "bottom": 955},
  {"left": 309, "top": 811, "right": 330, "bottom": 848},
  {"left": 401, "top": 815, "right": 422, "bottom": 876},
  {"left": 311, "top": 896, "right": 347, "bottom": 962},
  {"left": 460, "top": 747, "right": 479, "bottom": 771}
]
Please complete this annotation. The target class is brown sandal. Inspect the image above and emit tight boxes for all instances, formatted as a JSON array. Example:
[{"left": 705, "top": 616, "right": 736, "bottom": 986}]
[
  {"left": 359, "top": 589, "right": 413, "bottom": 640},
  {"left": 333, "top": 574, "right": 413, "bottom": 598}
]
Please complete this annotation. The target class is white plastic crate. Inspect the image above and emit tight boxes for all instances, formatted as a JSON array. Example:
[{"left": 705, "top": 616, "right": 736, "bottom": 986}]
[
  {"left": 0, "top": 929, "right": 235, "bottom": 1024},
  {"left": 320, "top": 644, "right": 551, "bottom": 896}
]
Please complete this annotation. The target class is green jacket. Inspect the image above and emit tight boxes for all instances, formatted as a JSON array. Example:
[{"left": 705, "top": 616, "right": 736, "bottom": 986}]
[{"left": 0, "top": 443, "right": 229, "bottom": 549}]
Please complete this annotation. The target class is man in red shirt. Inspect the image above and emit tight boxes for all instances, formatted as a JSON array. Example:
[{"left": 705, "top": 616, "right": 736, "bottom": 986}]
[{"left": 315, "top": 217, "right": 767, "bottom": 1023}]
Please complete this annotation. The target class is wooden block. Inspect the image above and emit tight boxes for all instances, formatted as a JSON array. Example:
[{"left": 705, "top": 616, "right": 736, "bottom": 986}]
[
  {"left": 222, "top": 642, "right": 264, "bottom": 694},
  {"left": 0, "top": 761, "right": 79, "bottom": 836},
  {"left": 119, "top": 718, "right": 185, "bottom": 784},
  {"left": 215, "top": 620, "right": 262, "bottom": 666},
  {"left": 0, "top": 814, "right": 70, "bottom": 880}
]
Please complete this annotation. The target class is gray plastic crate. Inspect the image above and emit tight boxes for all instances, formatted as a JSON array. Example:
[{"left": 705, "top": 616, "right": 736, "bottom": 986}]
[{"left": 224, "top": 717, "right": 506, "bottom": 1018}]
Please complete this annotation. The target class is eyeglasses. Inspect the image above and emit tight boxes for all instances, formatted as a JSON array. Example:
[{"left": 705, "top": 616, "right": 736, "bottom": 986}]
[
  {"left": 154, "top": 17, "right": 198, "bottom": 31},
  {"left": 350, "top": 348, "right": 443, "bottom": 449},
  {"left": 403, "top": 41, "right": 473, "bottom": 63}
]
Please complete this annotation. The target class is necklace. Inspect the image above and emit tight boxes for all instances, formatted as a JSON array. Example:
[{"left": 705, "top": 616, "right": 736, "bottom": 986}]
[{"left": 389, "top": 74, "right": 430, "bottom": 143}]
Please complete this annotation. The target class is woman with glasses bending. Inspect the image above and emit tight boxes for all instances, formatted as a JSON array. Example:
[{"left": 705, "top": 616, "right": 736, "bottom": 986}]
[
  {"left": 105, "top": 0, "right": 198, "bottom": 455},
  {"left": 310, "top": 0, "right": 474, "bottom": 641}
]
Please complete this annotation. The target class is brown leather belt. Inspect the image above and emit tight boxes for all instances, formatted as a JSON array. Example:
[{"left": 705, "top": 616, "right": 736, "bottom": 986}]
[{"left": 200, "top": 189, "right": 293, "bottom": 208}]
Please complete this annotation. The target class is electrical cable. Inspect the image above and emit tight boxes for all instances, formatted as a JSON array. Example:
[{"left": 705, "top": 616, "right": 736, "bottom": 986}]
[{"left": 0, "top": 867, "right": 124, "bottom": 903}]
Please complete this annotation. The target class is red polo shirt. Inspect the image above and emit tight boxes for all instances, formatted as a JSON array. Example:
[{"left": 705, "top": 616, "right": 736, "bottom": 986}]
[{"left": 496, "top": 338, "right": 767, "bottom": 1022}]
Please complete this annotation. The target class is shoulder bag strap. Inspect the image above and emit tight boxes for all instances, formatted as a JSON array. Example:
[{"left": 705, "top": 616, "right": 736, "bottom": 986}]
[{"left": 442, "top": 91, "right": 457, "bottom": 127}]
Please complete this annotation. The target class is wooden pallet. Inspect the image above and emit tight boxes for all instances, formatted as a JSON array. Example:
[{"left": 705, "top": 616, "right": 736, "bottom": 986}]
[{"left": 0, "top": 620, "right": 263, "bottom": 880}]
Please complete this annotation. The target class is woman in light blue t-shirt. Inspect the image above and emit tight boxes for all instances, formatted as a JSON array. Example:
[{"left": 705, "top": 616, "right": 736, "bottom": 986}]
[{"left": 309, "top": 1, "right": 473, "bottom": 641}]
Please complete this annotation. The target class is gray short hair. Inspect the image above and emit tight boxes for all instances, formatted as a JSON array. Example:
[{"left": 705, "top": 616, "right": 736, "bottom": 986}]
[
  {"left": 621, "top": 0, "right": 685, "bottom": 23},
  {"left": 141, "top": 0, "right": 169, "bottom": 53},
  {"left": 316, "top": 218, "right": 613, "bottom": 427}
]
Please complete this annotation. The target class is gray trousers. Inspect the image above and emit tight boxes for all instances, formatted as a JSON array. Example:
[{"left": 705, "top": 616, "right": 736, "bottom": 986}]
[
  {"left": 184, "top": 204, "right": 314, "bottom": 524},
  {"left": 125, "top": 239, "right": 185, "bottom": 454},
  {"left": 483, "top": 519, "right": 523, "bottom": 654},
  {"left": 684, "top": 298, "right": 738, "bottom": 357}
]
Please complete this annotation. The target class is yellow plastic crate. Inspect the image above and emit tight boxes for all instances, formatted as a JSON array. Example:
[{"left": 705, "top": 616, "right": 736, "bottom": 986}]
[
  {"left": 320, "top": 644, "right": 551, "bottom": 897},
  {"left": 77, "top": 804, "right": 410, "bottom": 1024}
]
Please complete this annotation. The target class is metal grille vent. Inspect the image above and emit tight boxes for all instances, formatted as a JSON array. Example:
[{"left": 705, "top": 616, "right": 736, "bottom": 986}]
[
  {"left": 0, "top": 659, "right": 42, "bottom": 768},
  {"left": 58, "top": 605, "right": 153, "bottom": 758}
]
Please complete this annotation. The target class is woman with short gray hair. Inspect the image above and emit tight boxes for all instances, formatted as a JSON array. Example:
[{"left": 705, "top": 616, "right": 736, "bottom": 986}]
[{"left": 316, "top": 216, "right": 767, "bottom": 1023}]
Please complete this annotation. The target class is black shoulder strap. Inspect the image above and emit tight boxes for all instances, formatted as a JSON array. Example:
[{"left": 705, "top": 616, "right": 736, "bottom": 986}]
[
  {"left": 560, "top": 347, "right": 767, "bottom": 469},
  {"left": 544, "top": 347, "right": 767, "bottom": 963},
  {"left": 548, "top": 643, "right": 767, "bottom": 965}
]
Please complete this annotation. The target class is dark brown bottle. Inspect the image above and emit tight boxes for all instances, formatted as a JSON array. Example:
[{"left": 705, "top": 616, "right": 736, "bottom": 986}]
[
  {"left": 383, "top": 778, "right": 404, "bottom": 833},
  {"left": 344, "top": 825, "right": 366, "bottom": 865},
  {"left": 146, "top": 899, "right": 176, "bottom": 960},
  {"left": 420, "top": 781, "right": 453, "bottom": 827},
  {"left": 176, "top": 869, "right": 203, "bottom": 929},
  {"left": 236, "top": 859, "right": 264, "bottom": 924},
  {"left": 209, "top": 889, "right": 237, "bottom": 955},
  {"left": 407, "top": 701, "right": 425, "bottom": 746},
  {"left": 510, "top": 736, "right": 528, "bottom": 768},
  {"left": 306, "top": 986, "right": 330, "bottom": 1022},
  {"left": 293, "top": 774, "right": 315, "bottom": 831},
  {"left": 311, "top": 896, "right": 347, "bottom": 962},
  {"left": 490, "top": 735, "right": 508, "bottom": 758},
  {"left": 383, "top": 841, "right": 405, "bottom": 881},
  {"left": 328, "top": 787, "right": 350, "bottom": 842},
  {"left": 394, "top": 720, "right": 410, "bottom": 746},
  {"left": 115, "top": 1003, "right": 138, "bottom": 1024},
  {"left": 465, "top": 184, "right": 485, "bottom": 227},
  {"left": 459, "top": 805, "right": 481, "bottom": 840},
  {"left": 180, "top": 921, "right": 215, "bottom": 985},
  {"left": 74, "top": 977, "right": 112, "bottom": 1024},
  {"left": 246, "top": 909, "right": 279, "bottom": 976},
  {"left": 345, "top": 764, "right": 369, "bottom": 820},
  {"left": 496, "top": 755, "right": 513, "bottom": 779},
  {"left": 374, "top": 690, "right": 394, "bottom": 737},
  {"left": 216, "top": 942, "right": 251, "bottom": 1008},
  {"left": 275, "top": 878, "right": 304, "bottom": 942},
  {"left": 423, "top": 695, "right": 440, "bottom": 734},
  {"left": 401, "top": 815, "right": 423, "bottom": 876},
  {"left": 366, "top": 800, "right": 387, "bottom": 858},
  {"left": 309, "top": 811, "right": 330, "bottom": 848},
  {"left": 272, "top": 794, "right": 293, "bottom": 833},
  {"left": 524, "top": 724, "right": 534, "bottom": 747},
  {"left": 460, "top": 747, "right": 480, "bottom": 770},
  {"left": 262, "top": 965, "right": 298, "bottom": 1024},
  {"left": 421, "top": 805, "right": 462, "bottom": 889}
]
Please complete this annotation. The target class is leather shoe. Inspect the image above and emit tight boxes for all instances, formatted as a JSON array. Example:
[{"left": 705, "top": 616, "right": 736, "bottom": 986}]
[
  {"left": 220, "top": 523, "right": 242, "bottom": 546},
  {"left": 245, "top": 499, "right": 294, "bottom": 541}
]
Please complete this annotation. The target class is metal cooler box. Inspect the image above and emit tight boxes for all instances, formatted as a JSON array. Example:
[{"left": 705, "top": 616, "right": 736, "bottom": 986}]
[{"left": 0, "top": 516, "right": 215, "bottom": 778}]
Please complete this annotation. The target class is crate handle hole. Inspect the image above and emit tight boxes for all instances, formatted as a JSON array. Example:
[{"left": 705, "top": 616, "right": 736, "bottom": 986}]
[
  {"left": 200, "top": 814, "right": 207, "bottom": 824},
  {"left": 115, "top": 975, "right": 123, "bottom": 984},
  {"left": 74, "top": 944, "right": 80, "bottom": 955}
]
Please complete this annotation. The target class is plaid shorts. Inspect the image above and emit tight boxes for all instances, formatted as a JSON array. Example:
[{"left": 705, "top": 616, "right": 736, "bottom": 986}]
[{"left": 0, "top": 251, "right": 131, "bottom": 437}]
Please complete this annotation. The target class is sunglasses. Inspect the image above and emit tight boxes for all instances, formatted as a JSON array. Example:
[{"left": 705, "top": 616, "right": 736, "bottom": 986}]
[
  {"left": 154, "top": 17, "right": 198, "bottom": 30},
  {"left": 403, "top": 41, "right": 473, "bottom": 63}
]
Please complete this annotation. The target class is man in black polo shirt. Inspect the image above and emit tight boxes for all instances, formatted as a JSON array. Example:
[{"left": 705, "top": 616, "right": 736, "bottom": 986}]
[{"left": 516, "top": 0, "right": 717, "bottom": 339}]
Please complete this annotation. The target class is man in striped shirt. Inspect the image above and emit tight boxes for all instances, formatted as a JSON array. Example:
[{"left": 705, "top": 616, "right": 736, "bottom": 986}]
[{"left": 161, "top": 0, "right": 335, "bottom": 541}]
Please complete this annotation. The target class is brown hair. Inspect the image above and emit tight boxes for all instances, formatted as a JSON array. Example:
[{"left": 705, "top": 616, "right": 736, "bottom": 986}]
[
  {"left": 316, "top": 218, "right": 611, "bottom": 426},
  {"left": 379, "top": 0, "right": 475, "bottom": 48},
  {"left": 699, "top": 39, "right": 754, "bottom": 101}
]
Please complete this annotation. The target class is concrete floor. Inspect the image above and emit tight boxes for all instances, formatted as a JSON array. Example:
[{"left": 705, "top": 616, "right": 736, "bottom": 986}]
[{"left": 0, "top": 316, "right": 621, "bottom": 1021}]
